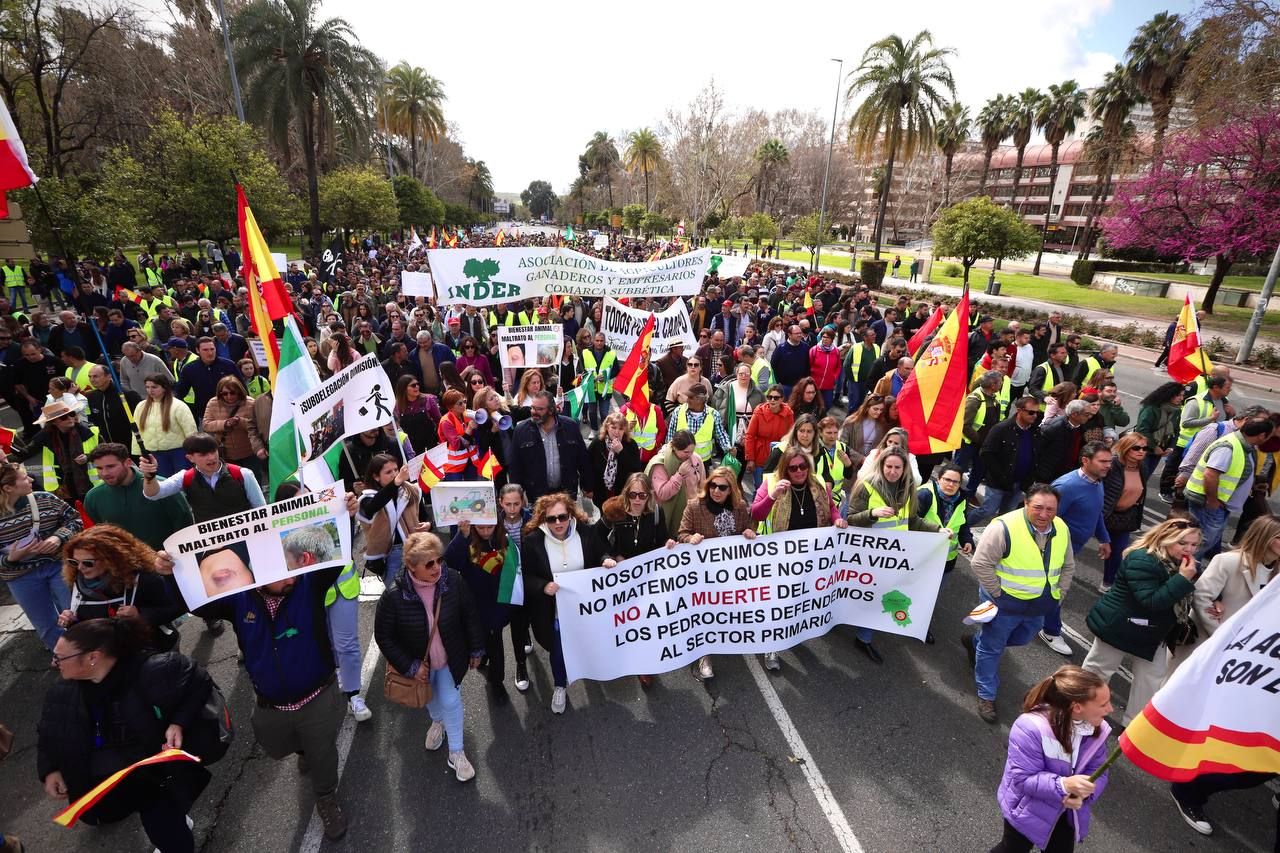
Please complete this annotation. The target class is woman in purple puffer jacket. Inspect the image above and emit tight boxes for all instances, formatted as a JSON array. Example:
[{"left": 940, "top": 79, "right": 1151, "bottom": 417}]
[{"left": 991, "top": 665, "right": 1113, "bottom": 853}]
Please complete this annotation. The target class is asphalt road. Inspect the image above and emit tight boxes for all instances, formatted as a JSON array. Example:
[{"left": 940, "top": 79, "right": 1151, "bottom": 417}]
[{"left": 1, "top": 351, "right": 1277, "bottom": 853}]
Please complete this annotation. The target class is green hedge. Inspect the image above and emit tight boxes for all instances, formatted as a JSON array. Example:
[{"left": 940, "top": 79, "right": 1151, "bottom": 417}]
[
  {"left": 1070, "top": 259, "right": 1184, "bottom": 286},
  {"left": 860, "top": 259, "right": 888, "bottom": 287}
]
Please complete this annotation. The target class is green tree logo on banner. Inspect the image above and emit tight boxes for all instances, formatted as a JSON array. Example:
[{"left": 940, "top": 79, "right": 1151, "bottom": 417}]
[{"left": 448, "top": 257, "right": 522, "bottom": 302}]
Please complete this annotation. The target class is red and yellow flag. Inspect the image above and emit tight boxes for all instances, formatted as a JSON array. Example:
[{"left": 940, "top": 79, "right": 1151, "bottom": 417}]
[
  {"left": 446, "top": 228, "right": 459, "bottom": 248},
  {"left": 803, "top": 290, "right": 815, "bottom": 316},
  {"left": 115, "top": 287, "right": 145, "bottom": 305},
  {"left": 471, "top": 447, "right": 502, "bottom": 480},
  {"left": 427, "top": 226, "right": 438, "bottom": 249},
  {"left": 0, "top": 424, "right": 17, "bottom": 455},
  {"left": 645, "top": 245, "right": 663, "bottom": 263},
  {"left": 236, "top": 184, "right": 294, "bottom": 380},
  {"left": 907, "top": 305, "right": 946, "bottom": 357},
  {"left": 494, "top": 229, "right": 506, "bottom": 246},
  {"left": 0, "top": 99, "right": 37, "bottom": 216},
  {"left": 54, "top": 749, "right": 199, "bottom": 827},
  {"left": 613, "top": 312, "right": 655, "bottom": 421},
  {"left": 897, "top": 290, "right": 970, "bottom": 455},
  {"left": 1166, "top": 294, "right": 1213, "bottom": 385},
  {"left": 1119, "top": 577, "right": 1280, "bottom": 781}
]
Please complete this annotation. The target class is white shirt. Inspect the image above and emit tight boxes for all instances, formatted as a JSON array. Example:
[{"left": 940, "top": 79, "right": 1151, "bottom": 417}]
[{"left": 1012, "top": 343, "right": 1034, "bottom": 385}]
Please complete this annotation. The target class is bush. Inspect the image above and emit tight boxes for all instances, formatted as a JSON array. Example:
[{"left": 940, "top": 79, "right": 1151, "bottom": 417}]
[
  {"left": 942, "top": 262, "right": 963, "bottom": 278},
  {"left": 1138, "top": 328, "right": 1162, "bottom": 348},
  {"left": 1070, "top": 259, "right": 1184, "bottom": 286},
  {"left": 861, "top": 259, "right": 888, "bottom": 287},
  {"left": 1254, "top": 345, "right": 1280, "bottom": 370},
  {"left": 1205, "top": 336, "right": 1229, "bottom": 355},
  {"left": 1111, "top": 322, "right": 1141, "bottom": 343}
]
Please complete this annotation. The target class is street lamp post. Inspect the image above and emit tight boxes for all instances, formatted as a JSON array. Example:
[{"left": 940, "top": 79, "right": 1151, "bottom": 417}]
[
  {"left": 1235, "top": 239, "right": 1280, "bottom": 365},
  {"left": 814, "top": 58, "right": 843, "bottom": 274},
  {"left": 214, "top": 0, "right": 245, "bottom": 123}
]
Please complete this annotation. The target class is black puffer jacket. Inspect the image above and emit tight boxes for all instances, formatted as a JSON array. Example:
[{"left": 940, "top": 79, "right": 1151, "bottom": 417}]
[
  {"left": 595, "top": 495, "right": 668, "bottom": 559},
  {"left": 38, "top": 652, "right": 213, "bottom": 810},
  {"left": 374, "top": 566, "right": 484, "bottom": 688}
]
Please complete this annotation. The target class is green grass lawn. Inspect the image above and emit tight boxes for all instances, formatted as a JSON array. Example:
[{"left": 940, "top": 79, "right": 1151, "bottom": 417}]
[
  {"left": 1123, "top": 271, "right": 1269, "bottom": 292},
  {"left": 926, "top": 270, "right": 1274, "bottom": 335}
]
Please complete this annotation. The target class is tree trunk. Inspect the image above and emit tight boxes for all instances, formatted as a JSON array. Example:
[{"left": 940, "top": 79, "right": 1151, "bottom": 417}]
[
  {"left": 1032, "top": 143, "right": 1061, "bottom": 276},
  {"left": 410, "top": 119, "right": 419, "bottom": 183},
  {"left": 1010, "top": 148, "right": 1026, "bottom": 209},
  {"left": 978, "top": 150, "right": 993, "bottom": 196},
  {"left": 1080, "top": 169, "right": 1112, "bottom": 262},
  {"left": 871, "top": 151, "right": 896, "bottom": 260},
  {"left": 963, "top": 260, "right": 973, "bottom": 284},
  {"left": 643, "top": 168, "right": 651, "bottom": 211},
  {"left": 1202, "top": 255, "right": 1232, "bottom": 314},
  {"left": 943, "top": 155, "right": 954, "bottom": 208},
  {"left": 1151, "top": 95, "right": 1169, "bottom": 174},
  {"left": 1077, "top": 155, "right": 1110, "bottom": 261},
  {"left": 302, "top": 105, "right": 323, "bottom": 253}
]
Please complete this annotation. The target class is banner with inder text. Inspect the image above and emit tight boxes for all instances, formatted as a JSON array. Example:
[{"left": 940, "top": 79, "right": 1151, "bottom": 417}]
[
  {"left": 166, "top": 488, "right": 352, "bottom": 609},
  {"left": 427, "top": 246, "right": 714, "bottom": 307},
  {"left": 601, "top": 296, "right": 695, "bottom": 358},
  {"left": 555, "top": 527, "right": 948, "bottom": 683}
]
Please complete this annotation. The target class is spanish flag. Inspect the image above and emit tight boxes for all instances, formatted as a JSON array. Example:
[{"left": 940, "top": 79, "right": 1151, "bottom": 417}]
[
  {"left": 417, "top": 443, "right": 472, "bottom": 491},
  {"left": 613, "top": 312, "right": 654, "bottom": 420},
  {"left": 494, "top": 229, "right": 506, "bottom": 246},
  {"left": 446, "top": 228, "right": 459, "bottom": 248},
  {"left": 1119, "top": 577, "right": 1280, "bottom": 781},
  {"left": 471, "top": 447, "right": 502, "bottom": 479},
  {"left": 236, "top": 185, "right": 289, "bottom": 379},
  {"left": 897, "top": 289, "right": 970, "bottom": 455},
  {"left": 907, "top": 305, "right": 946, "bottom": 357},
  {"left": 0, "top": 99, "right": 37, "bottom": 218},
  {"left": 1166, "top": 294, "right": 1213, "bottom": 385},
  {"left": 803, "top": 290, "right": 815, "bottom": 316},
  {"left": 646, "top": 246, "right": 663, "bottom": 263},
  {"left": 0, "top": 424, "right": 17, "bottom": 454},
  {"left": 427, "top": 226, "right": 438, "bottom": 249},
  {"left": 115, "top": 287, "right": 146, "bottom": 305},
  {"left": 54, "top": 749, "right": 200, "bottom": 827}
]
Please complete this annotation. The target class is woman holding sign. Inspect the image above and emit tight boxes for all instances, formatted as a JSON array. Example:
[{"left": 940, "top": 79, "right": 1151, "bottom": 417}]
[
  {"left": 751, "top": 447, "right": 848, "bottom": 672},
  {"left": 521, "top": 494, "right": 615, "bottom": 715},
  {"left": 677, "top": 467, "right": 757, "bottom": 682},
  {"left": 357, "top": 455, "right": 427, "bottom": 589}
]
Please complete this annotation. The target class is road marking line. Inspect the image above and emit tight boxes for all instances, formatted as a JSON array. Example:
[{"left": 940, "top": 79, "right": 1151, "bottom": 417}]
[
  {"left": 744, "top": 654, "right": 865, "bottom": 853},
  {"left": 298, "top": 632, "right": 383, "bottom": 853}
]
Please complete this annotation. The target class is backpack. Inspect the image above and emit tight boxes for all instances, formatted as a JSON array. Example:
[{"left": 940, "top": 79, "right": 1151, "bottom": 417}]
[
  {"left": 182, "top": 678, "right": 234, "bottom": 766},
  {"left": 181, "top": 464, "right": 244, "bottom": 490}
]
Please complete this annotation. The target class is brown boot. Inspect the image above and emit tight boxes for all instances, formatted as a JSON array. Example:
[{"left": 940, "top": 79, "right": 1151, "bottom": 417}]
[
  {"left": 977, "top": 698, "right": 998, "bottom": 724},
  {"left": 315, "top": 793, "right": 348, "bottom": 840}
]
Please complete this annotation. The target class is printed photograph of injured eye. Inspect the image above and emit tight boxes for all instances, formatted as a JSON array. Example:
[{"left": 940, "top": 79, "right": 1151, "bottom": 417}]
[{"left": 197, "top": 542, "right": 255, "bottom": 597}]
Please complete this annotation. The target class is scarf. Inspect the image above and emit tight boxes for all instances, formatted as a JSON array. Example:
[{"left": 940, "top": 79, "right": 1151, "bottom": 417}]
[
  {"left": 470, "top": 538, "right": 504, "bottom": 574},
  {"left": 705, "top": 495, "right": 737, "bottom": 538},
  {"left": 932, "top": 484, "right": 965, "bottom": 525}
]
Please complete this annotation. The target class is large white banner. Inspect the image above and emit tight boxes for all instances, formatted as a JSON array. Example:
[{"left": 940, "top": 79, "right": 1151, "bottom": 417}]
[
  {"left": 555, "top": 527, "right": 949, "bottom": 683},
  {"left": 601, "top": 296, "right": 696, "bottom": 358},
  {"left": 427, "top": 246, "right": 714, "bottom": 306},
  {"left": 710, "top": 252, "right": 751, "bottom": 279},
  {"left": 292, "top": 353, "right": 395, "bottom": 461},
  {"left": 166, "top": 489, "right": 351, "bottom": 608}
]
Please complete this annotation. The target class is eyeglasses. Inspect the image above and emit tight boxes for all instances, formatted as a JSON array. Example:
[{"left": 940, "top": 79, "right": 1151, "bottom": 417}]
[
  {"left": 66, "top": 558, "right": 97, "bottom": 569},
  {"left": 51, "top": 649, "right": 90, "bottom": 668},
  {"left": 766, "top": 394, "right": 783, "bottom": 401},
  {"left": 687, "top": 361, "right": 701, "bottom": 368},
  {"left": 407, "top": 382, "right": 419, "bottom": 388},
  {"left": 626, "top": 491, "right": 650, "bottom": 500},
  {"left": 546, "top": 512, "right": 571, "bottom": 524},
  {"left": 708, "top": 482, "right": 731, "bottom": 492},
  {"left": 413, "top": 556, "right": 442, "bottom": 569},
  {"left": 938, "top": 477, "right": 963, "bottom": 485},
  {"left": 1132, "top": 446, "right": 1149, "bottom": 452},
  {"left": 787, "top": 462, "right": 810, "bottom": 473}
]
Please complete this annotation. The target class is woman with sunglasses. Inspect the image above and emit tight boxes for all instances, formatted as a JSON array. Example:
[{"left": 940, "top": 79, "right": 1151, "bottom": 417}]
[
  {"left": 375, "top": 531, "right": 484, "bottom": 782},
  {"left": 664, "top": 355, "right": 712, "bottom": 408},
  {"left": 522, "top": 493, "right": 615, "bottom": 714},
  {"left": 751, "top": 447, "right": 848, "bottom": 670},
  {"left": 846, "top": 447, "right": 945, "bottom": 662},
  {"left": 202, "top": 376, "right": 266, "bottom": 481},
  {"left": 744, "top": 384, "right": 794, "bottom": 488},
  {"left": 587, "top": 412, "right": 643, "bottom": 505},
  {"left": 38, "top": 617, "right": 217, "bottom": 852},
  {"left": 458, "top": 366, "right": 489, "bottom": 409},
  {"left": 393, "top": 374, "right": 441, "bottom": 456},
  {"left": 455, "top": 336, "right": 494, "bottom": 388},
  {"left": 1082, "top": 518, "right": 1201, "bottom": 727},
  {"left": 763, "top": 414, "right": 821, "bottom": 478},
  {"left": 678, "top": 466, "right": 757, "bottom": 680},
  {"left": 1099, "top": 433, "right": 1152, "bottom": 591},
  {"left": 438, "top": 389, "right": 476, "bottom": 456},
  {"left": 55, "top": 524, "right": 184, "bottom": 649}
]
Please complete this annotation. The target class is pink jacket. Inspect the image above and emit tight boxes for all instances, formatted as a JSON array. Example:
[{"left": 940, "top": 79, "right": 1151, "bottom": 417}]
[{"left": 808, "top": 345, "right": 842, "bottom": 391}]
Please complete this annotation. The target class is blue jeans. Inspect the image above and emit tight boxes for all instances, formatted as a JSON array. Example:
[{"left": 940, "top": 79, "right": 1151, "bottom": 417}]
[
  {"left": 846, "top": 383, "right": 867, "bottom": 413},
  {"left": 152, "top": 448, "right": 190, "bottom": 478},
  {"left": 550, "top": 618, "right": 568, "bottom": 687},
  {"left": 968, "top": 485, "right": 1024, "bottom": 529},
  {"left": 325, "top": 592, "right": 361, "bottom": 693},
  {"left": 7, "top": 560, "right": 71, "bottom": 651},
  {"left": 974, "top": 592, "right": 1045, "bottom": 701},
  {"left": 820, "top": 389, "right": 834, "bottom": 410},
  {"left": 8, "top": 286, "right": 30, "bottom": 310},
  {"left": 588, "top": 396, "right": 611, "bottom": 430},
  {"left": 1102, "top": 529, "right": 1130, "bottom": 585},
  {"left": 425, "top": 665, "right": 465, "bottom": 752},
  {"left": 382, "top": 543, "right": 405, "bottom": 590},
  {"left": 1187, "top": 500, "right": 1229, "bottom": 562}
]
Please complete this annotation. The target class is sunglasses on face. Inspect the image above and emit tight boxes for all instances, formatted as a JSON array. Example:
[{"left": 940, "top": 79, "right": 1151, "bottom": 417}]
[
  {"left": 66, "top": 557, "right": 97, "bottom": 569},
  {"left": 766, "top": 394, "right": 783, "bottom": 401},
  {"left": 1132, "top": 446, "right": 1149, "bottom": 452},
  {"left": 626, "top": 491, "right": 650, "bottom": 500},
  {"left": 470, "top": 378, "right": 484, "bottom": 385},
  {"left": 546, "top": 512, "right": 571, "bottom": 524},
  {"left": 414, "top": 556, "right": 442, "bottom": 569},
  {"left": 787, "top": 463, "right": 809, "bottom": 473},
  {"left": 708, "top": 482, "right": 731, "bottom": 492}
]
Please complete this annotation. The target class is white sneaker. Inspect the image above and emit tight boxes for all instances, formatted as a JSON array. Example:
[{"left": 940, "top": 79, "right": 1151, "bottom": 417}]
[
  {"left": 523, "top": 643, "right": 534, "bottom": 655},
  {"left": 424, "top": 720, "right": 444, "bottom": 751},
  {"left": 447, "top": 750, "right": 475, "bottom": 782},
  {"left": 763, "top": 652, "right": 781, "bottom": 671},
  {"left": 695, "top": 656, "right": 714, "bottom": 681},
  {"left": 1099, "top": 582, "right": 1112, "bottom": 593},
  {"left": 348, "top": 695, "right": 372, "bottom": 722},
  {"left": 551, "top": 686, "right": 567, "bottom": 714},
  {"left": 1039, "top": 631, "right": 1073, "bottom": 655}
]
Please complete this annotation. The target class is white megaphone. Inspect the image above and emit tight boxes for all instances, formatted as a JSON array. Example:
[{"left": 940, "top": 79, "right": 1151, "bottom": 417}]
[
  {"left": 496, "top": 414, "right": 513, "bottom": 431},
  {"left": 472, "top": 408, "right": 489, "bottom": 425}
]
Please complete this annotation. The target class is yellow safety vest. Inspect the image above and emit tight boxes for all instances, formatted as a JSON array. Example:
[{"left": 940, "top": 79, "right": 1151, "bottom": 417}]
[
  {"left": 64, "top": 363, "right": 94, "bottom": 393},
  {"left": 517, "top": 311, "right": 537, "bottom": 326},
  {"left": 1035, "top": 361, "right": 1059, "bottom": 394},
  {"left": 815, "top": 442, "right": 847, "bottom": 500},
  {"left": 994, "top": 510, "right": 1068, "bottom": 601},
  {"left": 964, "top": 390, "right": 1001, "bottom": 445},
  {"left": 846, "top": 343, "right": 880, "bottom": 382},
  {"left": 171, "top": 353, "right": 197, "bottom": 404},
  {"left": 324, "top": 562, "right": 359, "bottom": 606},
  {"left": 920, "top": 485, "right": 966, "bottom": 561},
  {"left": 674, "top": 405, "right": 716, "bottom": 462},
  {"left": 1079, "top": 355, "right": 1105, "bottom": 387},
  {"left": 581, "top": 349, "right": 616, "bottom": 394},
  {"left": 487, "top": 310, "right": 516, "bottom": 327},
  {"left": 748, "top": 357, "right": 769, "bottom": 390},
  {"left": 625, "top": 406, "right": 660, "bottom": 451},
  {"left": 144, "top": 266, "right": 164, "bottom": 287},
  {"left": 41, "top": 428, "right": 101, "bottom": 492},
  {"left": 997, "top": 375, "right": 1011, "bottom": 417},
  {"left": 1177, "top": 394, "right": 1215, "bottom": 448},
  {"left": 1188, "top": 376, "right": 1208, "bottom": 399},
  {"left": 246, "top": 375, "right": 271, "bottom": 397},
  {"left": 864, "top": 482, "right": 910, "bottom": 530},
  {"left": 1185, "top": 432, "right": 1249, "bottom": 504},
  {"left": 2, "top": 265, "right": 24, "bottom": 289}
]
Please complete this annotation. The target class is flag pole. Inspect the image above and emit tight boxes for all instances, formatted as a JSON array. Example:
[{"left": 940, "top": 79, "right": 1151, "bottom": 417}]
[{"left": 1088, "top": 743, "right": 1124, "bottom": 782}]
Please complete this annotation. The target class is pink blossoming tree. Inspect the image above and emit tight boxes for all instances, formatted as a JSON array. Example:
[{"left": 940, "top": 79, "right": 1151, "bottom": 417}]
[{"left": 1102, "top": 111, "right": 1280, "bottom": 312}]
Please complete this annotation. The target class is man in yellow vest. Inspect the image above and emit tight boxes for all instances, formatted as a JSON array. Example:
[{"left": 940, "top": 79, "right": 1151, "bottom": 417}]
[
  {"left": 579, "top": 331, "right": 616, "bottom": 431},
  {"left": 964, "top": 484, "right": 1074, "bottom": 723},
  {"left": 22, "top": 399, "right": 102, "bottom": 502},
  {"left": 1027, "top": 343, "right": 1068, "bottom": 402},
  {"left": 1184, "top": 418, "right": 1273, "bottom": 560},
  {"left": 1160, "top": 374, "right": 1232, "bottom": 501},
  {"left": 60, "top": 347, "right": 95, "bottom": 393},
  {"left": 958, "top": 371, "right": 1005, "bottom": 498},
  {"left": 1075, "top": 343, "right": 1117, "bottom": 387},
  {"left": 2, "top": 258, "right": 30, "bottom": 311},
  {"left": 665, "top": 384, "right": 731, "bottom": 468},
  {"left": 737, "top": 345, "right": 772, "bottom": 392},
  {"left": 840, "top": 326, "right": 880, "bottom": 410}
]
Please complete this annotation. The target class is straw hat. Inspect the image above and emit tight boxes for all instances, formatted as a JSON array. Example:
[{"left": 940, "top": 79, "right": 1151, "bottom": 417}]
[{"left": 36, "top": 400, "right": 79, "bottom": 425}]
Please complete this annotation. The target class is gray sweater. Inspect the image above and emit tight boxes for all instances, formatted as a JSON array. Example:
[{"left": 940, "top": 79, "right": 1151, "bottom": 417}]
[{"left": 118, "top": 351, "right": 169, "bottom": 395}]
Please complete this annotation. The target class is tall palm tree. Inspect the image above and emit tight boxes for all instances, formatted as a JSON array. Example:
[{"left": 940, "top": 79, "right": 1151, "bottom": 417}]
[
  {"left": 465, "top": 159, "right": 493, "bottom": 212},
  {"left": 934, "top": 102, "right": 970, "bottom": 209},
  {"left": 583, "top": 131, "right": 620, "bottom": 208},
  {"left": 845, "top": 30, "right": 956, "bottom": 259},
  {"left": 380, "top": 62, "right": 446, "bottom": 184},
  {"left": 976, "top": 94, "right": 1012, "bottom": 195},
  {"left": 1078, "top": 65, "right": 1142, "bottom": 260},
  {"left": 753, "top": 138, "right": 789, "bottom": 213},
  {"left": 1007, "top": 87, "right": 1045, "bottom": 209},
  {"left": 1031, "top": 80, "right": 1087, "bottom": 274},
  {"left": 568, "top": 176, "right": 589, "bottom": 219},
  {"left": 1125, "top": 12, "right": 1196, "bottom": 171},
  {"left": 234, "top": 0, "right": 379, "bottom": 250},
  {"left": 624, "top": 128, "right": 662, "bottom": 210}
]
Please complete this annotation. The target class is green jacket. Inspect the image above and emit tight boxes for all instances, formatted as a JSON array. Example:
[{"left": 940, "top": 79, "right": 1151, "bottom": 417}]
[
  {"left": 1085, "top": 547, "right": 1195, "bottom": 661},
  {"left": 1135, "top": 403, "right": 1180, "bottom": 452}
]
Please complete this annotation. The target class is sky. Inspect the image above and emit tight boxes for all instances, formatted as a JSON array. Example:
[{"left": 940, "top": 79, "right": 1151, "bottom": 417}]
[{"left": 186, "top": 0, "right": 1194, "bottom": 194}]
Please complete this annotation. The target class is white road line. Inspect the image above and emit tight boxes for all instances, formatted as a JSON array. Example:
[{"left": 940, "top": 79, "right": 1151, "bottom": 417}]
[
  {"left": 744, "top": 654, "right": 865, "bottom": 853},
  {"left": 298, "top": 635, "right": 383, "bottom": 853}
]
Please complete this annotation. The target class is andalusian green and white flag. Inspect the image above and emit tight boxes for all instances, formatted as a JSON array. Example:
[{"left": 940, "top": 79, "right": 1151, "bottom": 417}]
[
  {"left": 268, "top": 317, "right": 322, "bottom": 500},
  {"left": 564, "top": 372, "right": 597, "bottom": 419},
  {"left": 565, "top": 225, "right": 575, "bottom": 242}
]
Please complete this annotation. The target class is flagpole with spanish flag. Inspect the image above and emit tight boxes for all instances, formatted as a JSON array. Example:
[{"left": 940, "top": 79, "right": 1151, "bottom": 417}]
[
  {"left": 896, "top": 289, "right": 971, "bottom": 456},
  {"left": 0, "top": 98, "right": 38, "bottom": 218},
  {"left": 1166, "top": 293, "right": 1214, "bottom": 384}
]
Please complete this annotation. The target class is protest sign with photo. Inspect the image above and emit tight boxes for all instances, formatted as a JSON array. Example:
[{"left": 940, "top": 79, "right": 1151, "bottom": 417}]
[
  {"left": 292, "top": 353, "right": 394, "bottom": 461},
  {"left": 601, "top": 296, "right": 696, "bottom": 358},
  {"left": 554, "top": 527, "right": 948, "bottom": 683},
  {"left": 497, "top": 323, "right": 563, "bottom": 370},
  {"left": 165, "top": 489, "right": 351, "bottom": 608},
  {"left": 427, "top": 246, "right": 713, "bottom": 307},
  {"left": 429, "top": 481, "right": 498, "bottom": 525}
]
